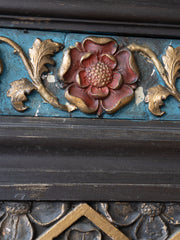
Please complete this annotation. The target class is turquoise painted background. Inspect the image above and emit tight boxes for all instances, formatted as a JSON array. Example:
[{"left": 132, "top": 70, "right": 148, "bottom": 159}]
[{"left": 0, "top": 28, "right": 179, "bottom": 120}]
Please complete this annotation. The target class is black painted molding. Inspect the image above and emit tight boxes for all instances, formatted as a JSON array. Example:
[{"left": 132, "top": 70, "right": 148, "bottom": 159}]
[
  {"left": 0, "top": 0, "right": 179, "bottom": 24},
  {"left": 0, "top": 1, "right": 180, "bottom": 37},
  {"left": 0, "top": 116, "right": 179, "bottom": 201}
]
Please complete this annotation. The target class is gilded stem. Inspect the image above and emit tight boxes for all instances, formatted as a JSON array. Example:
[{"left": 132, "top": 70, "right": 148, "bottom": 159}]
[
  {"left": 0, "top": 36, "right": 34, "bottom": 80},
  {"left": 128, "top": 43, "right": 168, "bottom": 85},
  {"left": 172, "top": 90, "right": 180, "bottom": 101},
  {"left": 0, "top": 36, "right": 74, "bottom": 112},
  {"left": 37, "top": 83, "right": 69, "bottom": 111}
]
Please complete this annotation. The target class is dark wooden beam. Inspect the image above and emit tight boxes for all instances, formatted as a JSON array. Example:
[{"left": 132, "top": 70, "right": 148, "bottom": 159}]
[
  {"left": 0, "top": 1, "right": 180, "bottom": 37},
  {"left": 0, "top": 116, "right": 179, "bottom": 201}
]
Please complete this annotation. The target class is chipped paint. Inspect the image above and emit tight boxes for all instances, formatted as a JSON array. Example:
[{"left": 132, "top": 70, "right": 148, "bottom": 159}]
[
  {"left": 65, "top": 102, "right": 77, "bottom": 112},
  {"left": 47, "top": 73, "right": 55, "bottom": 83},
  {"left": 151, "top": 68, "right": 155, "bottom": 76},
  {"left": 35, "top": 104, "right": 41, "bottom": 116},
  {"left": 135, "top": 86, "right": 145, "bottom": 106}
]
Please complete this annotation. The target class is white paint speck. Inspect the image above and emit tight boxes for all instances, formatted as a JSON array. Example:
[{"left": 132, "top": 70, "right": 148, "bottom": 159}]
[
  {"left": 65, "top": 102, "right": 77, "bottom": 112},
  {"left": 169, "top": 40, "right": 173, "bottom": 46},
  {"left": 151, "top": 68, "right": 155, "bottom": 76},
  {"left": 35, "top": 104, "right": 41, "bottom": 117},
  {"left": 135, "top": 86, "right": 145, "bottom": 105},
  {"left": 47, "top": 73, "right": 55, "bottom": 83}
]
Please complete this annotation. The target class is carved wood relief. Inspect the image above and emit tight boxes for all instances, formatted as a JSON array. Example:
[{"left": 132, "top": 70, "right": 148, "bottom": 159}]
[
  {"left": 0, "top": 36, "right": 179, "bottom": 117},
  {"left": 0, "top": 2, "right": 179, "bottom": 240},
  {"left": 0, "top": 201, "right": 180, "bottom": 240}
]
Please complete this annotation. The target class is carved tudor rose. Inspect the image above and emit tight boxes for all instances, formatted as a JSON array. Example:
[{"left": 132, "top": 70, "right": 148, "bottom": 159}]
[
  {"left": 60, "top": 37, "right": 139, "bottom": 116},
  {"left": 0, "top": 35, "right": 178, "bottom": 116}
]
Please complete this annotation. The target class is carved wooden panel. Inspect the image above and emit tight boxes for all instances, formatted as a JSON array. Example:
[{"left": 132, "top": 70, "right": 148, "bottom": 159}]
[
  {"left": 0, "top": 201, "right": 180, "bottom": 240},
  {"left": 0, "top": 1, "right": 179, "bottom": 240},
  {"left": 0, "top": 29, "right": 179, "bottom": 120}
]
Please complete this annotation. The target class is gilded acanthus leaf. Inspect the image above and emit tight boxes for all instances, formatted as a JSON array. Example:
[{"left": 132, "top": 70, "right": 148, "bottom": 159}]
[
  {"left": 29, "top": 38, "right": 63, "bottom": 81},
  {"left": 7, "top": 78, "right": 35, "bottom": 112},
  {"left": 145, "top": 85, "right": 170, "bottom": 116},
  {"left": 162, "top": 46, "right": 180, "bottom": 88}
]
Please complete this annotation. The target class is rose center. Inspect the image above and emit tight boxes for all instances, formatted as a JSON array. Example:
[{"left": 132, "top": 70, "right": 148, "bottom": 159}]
[
  {"left": 140, "top": 203, "right": 162, "bottom": 217},
  {"left": 87, "top": 62, "right": 112, "bottom": 87}
]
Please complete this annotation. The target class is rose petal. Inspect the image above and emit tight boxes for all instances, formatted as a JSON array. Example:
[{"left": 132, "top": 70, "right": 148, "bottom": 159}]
[
  {"left": 29, "top": 202, "right": 69, "bottom": 226},
  {"left": 88, "top": 86, "right": 109, "bottom": 99},
  {"left": 76, "top": 70, "right": 90, "bottom": 88},
  {"left": 135, "top": 216, "right": 168, "bottom": 240},
  {"left": 108, "top": 72, "right": 122, "bottom": 89},
  {"left": 0, "top": 214, "right": 33, "bottom": 240},
  {"left": 65, "top": 84, "right": 99, "bottom": 113},
  {"left": 163, "top": 203, "right": 180, "bottom": 225},
  {"left": 102, "top": 85, "right": 134, "bottom": 114},
  {"left": 82, "top": 37, "right": 118, "bottom": 55},
  {"left": 101, "top": 202, "right": 140, "bottom": 226},
  {"left": 81, "top": 53, "right": 98, "bottom": 68},
  {"left": 115, "top": 49, "right": 139, "bottom": 84},
  {"left": 60, "top": 47, "right": 84, "bottom": 84},
  {"left": 75, "top": 41, "right": 83, "bottom": 51},
  {"left": 101, "top": 54, "right": 117, "bottom": 69}
]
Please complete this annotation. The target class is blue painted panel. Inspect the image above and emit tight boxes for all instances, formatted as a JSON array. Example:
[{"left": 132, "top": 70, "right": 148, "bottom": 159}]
[{"left": 0, "top": 28, "right": 179, "bottom": 120}]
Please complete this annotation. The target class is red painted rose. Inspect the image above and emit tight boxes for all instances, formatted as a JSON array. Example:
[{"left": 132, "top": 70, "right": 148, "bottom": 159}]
[{"left": 60, "top": 37, "right": 139, "bottom": 115}]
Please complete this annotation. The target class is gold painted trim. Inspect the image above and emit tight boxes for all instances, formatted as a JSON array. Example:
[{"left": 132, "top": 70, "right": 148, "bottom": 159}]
[
  {"left": 36, "top": 203, "right": 129, "bottom": 240},
  {"left": 169, "top": 232, "right": 180, "bottom": 240},
  {"left": 82, "top": 36, "right": 118, "bottom": 52},
  {"left": 59, "top": 46, "right": 75, "bottom": 82}
]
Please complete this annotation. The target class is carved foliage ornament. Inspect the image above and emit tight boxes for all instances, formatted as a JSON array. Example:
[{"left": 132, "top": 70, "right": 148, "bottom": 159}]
[
  {"left": 0, "top": 36, "right": 179, "bottom": 116},
  {"left": 2, "top": 37, "right": 76, "bottom": 113}
]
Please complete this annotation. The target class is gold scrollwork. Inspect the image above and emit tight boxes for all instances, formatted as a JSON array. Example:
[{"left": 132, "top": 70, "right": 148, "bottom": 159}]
[
  {"left": 128, "top": 43, "right": 180, "bottom": 116},
  {"left": 0, "top": 36, "right": 179, "bottom": 116},
  {"left": 170, "top": 232, "right": 180, "bottom": 240},
  {"left": 0, "top": 37, "right": 76, "bottom": 112}
]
